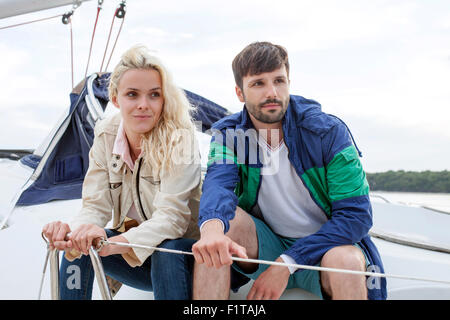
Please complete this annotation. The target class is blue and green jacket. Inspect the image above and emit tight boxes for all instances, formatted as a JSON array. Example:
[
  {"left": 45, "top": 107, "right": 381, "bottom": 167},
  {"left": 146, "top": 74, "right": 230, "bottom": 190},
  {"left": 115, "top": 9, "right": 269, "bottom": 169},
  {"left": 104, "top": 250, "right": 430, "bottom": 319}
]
[{"left": 199, "top": 94, "right": 387, "bottom": 300}]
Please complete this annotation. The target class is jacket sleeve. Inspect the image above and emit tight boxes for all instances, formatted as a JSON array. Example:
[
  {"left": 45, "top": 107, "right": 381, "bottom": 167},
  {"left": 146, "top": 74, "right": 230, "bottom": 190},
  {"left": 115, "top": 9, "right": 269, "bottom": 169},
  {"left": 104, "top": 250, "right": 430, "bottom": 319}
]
[
  {"left": 197, "top": 130, "right": 240, "bottom": 233},
  {"left": 121, "top": 136, "right": 202, "bottom": 267},
  {"left": 284, "top": 123, "right": 372, "bottom": 267}
]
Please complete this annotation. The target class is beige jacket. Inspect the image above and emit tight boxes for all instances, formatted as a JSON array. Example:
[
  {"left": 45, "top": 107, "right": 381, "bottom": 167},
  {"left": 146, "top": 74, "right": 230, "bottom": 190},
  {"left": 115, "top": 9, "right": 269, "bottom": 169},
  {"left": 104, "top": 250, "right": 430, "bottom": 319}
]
[{"left": 68, "top": 113, "right": 201, "bottom": 267}]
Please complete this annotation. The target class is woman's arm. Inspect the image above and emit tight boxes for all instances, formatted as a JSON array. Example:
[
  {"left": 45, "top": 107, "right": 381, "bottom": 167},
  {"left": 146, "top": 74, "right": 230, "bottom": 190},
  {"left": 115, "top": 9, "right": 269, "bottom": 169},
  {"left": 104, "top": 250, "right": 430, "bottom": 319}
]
[
  {"left": 70, "top": 124, "right": 114, "bottom": 230},
  {"left": 63, "top": 122, "right": 115, "bottom": 260}
]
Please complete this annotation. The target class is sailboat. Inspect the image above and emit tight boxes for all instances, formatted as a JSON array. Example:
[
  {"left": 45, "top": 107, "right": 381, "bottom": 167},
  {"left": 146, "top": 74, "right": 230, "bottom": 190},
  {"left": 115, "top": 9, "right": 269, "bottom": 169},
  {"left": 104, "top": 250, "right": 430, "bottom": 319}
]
[{"left": 1, "top": 0, "right": 449, "bottom": 300}]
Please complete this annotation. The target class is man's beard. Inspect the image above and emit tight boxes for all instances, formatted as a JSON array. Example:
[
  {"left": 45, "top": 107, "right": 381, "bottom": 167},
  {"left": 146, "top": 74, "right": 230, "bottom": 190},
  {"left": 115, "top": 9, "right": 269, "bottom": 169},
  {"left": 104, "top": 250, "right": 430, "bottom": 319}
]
[{"left": 246, "top": 98, "right": 288, "bottom": 124}]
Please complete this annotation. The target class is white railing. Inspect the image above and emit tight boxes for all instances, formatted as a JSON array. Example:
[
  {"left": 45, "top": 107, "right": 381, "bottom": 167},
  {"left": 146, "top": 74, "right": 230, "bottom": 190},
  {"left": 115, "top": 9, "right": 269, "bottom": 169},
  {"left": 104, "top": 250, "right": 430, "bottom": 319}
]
[{"left": 41, "top": 233, "right": 112, "bottom": 300}]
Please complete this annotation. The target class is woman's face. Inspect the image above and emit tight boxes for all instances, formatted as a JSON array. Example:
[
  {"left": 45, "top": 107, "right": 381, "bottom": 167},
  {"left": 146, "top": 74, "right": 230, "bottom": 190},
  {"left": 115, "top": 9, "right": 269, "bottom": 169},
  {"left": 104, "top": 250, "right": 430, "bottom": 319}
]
[{"left": 112, "top": 68, "right": 164, "bottom": 139}]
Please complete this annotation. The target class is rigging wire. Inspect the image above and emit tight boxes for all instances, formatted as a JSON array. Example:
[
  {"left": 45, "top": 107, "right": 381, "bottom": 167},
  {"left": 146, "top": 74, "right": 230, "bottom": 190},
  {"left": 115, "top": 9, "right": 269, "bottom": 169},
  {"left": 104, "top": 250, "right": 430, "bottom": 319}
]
[
  {"left": 0, "top": 14, "right": 63, "bottom": 30},
  {"left": 99, "top": 9, "right": 116, "bottom": 73},
  {"left": 0, "top": 4, "right": 80, "bottom": 90},
  {"left": 104, "top": 8, "right": 126, "bottom": 72},
  {"left": 100, "top": 1, "right": 127, "bottom": 73},
  {"left": 1, "top": 0, "right": 126, "bottom": 82},
  {"left": 84, "top": 0, "right": 103, "bottom": 80},
  {"left": 62, "top": 4, "right": 80, "bottom": 91}
]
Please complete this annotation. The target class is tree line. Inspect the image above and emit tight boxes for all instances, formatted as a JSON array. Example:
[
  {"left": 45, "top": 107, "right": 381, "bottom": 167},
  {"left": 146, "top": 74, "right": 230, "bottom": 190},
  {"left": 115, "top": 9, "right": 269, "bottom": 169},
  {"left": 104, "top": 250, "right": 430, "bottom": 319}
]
[{"left": 366, "top": 170, "right": 450, "bottom": 193}]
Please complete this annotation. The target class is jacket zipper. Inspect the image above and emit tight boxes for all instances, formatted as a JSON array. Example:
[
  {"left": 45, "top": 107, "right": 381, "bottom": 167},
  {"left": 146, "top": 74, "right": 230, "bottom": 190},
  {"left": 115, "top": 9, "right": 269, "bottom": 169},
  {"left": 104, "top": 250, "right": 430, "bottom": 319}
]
[
  {"left": 282, "top": 126, "right": 329, "bottom": 218},
  {"left": 135, "top": 158, "right": 148, "bottom": 221}
]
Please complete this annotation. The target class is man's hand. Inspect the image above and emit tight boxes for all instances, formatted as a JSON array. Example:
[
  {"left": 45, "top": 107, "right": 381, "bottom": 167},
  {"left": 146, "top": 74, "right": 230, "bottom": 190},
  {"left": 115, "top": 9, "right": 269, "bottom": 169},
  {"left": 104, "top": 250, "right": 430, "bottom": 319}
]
[
  {"left": 247, "top": 257, "right": 290, "bottom": 300},
  {"left": 192, "top": 220, "right": 248, "bottom": 269}
]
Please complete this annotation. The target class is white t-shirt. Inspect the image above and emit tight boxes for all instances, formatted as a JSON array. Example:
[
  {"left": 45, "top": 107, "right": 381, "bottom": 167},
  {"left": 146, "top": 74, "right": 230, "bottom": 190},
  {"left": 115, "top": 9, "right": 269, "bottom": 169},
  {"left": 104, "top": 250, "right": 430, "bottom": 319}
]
[
  {"left": 257, "top": 139, "right": 327, "bottom": 239},
  {"left": 257, "top": 138, "right": 328, "bottom": 273}
]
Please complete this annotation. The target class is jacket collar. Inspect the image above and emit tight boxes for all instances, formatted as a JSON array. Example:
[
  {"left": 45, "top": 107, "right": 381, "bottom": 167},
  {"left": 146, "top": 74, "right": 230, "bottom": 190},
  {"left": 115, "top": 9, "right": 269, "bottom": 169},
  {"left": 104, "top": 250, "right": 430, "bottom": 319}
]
[{"left": 112, "top": 120, "right": 136, "bottom": 171}]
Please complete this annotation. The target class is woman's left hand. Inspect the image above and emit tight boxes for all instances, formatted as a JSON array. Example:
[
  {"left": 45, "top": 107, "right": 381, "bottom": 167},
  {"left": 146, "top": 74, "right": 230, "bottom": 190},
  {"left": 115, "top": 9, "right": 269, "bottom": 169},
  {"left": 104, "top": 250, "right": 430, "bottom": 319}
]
[{"left": 98, "top": 235, "right": 131, "bottom": 257}]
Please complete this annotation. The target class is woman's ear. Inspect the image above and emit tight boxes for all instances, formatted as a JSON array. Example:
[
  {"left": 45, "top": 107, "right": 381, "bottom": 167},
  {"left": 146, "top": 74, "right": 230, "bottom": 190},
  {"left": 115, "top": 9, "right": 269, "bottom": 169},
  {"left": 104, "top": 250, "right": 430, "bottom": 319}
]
[{"left": 111, "top": 95, "right": 120, "bottom": 109}]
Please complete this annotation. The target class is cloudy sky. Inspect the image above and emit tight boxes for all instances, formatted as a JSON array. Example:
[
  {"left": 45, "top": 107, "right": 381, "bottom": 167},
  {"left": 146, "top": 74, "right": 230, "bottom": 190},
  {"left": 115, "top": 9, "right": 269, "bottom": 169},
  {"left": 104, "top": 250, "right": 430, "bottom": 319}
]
[{"left": 0, "top": 0, "right": 449, "bottom": 173}]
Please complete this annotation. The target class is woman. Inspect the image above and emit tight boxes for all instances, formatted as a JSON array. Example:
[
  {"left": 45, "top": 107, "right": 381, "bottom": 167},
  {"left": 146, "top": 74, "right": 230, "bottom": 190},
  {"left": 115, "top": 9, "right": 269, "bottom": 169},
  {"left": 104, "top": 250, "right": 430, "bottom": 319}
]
[{"left": 42, "top": 45, "right": 201, "bottom": 300}]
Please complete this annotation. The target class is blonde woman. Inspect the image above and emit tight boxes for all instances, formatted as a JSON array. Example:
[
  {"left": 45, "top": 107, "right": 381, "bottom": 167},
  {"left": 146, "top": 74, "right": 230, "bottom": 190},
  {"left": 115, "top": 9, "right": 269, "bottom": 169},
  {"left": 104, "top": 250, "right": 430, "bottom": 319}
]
[{"left": 42, "top": 45, "right": 201, "bottom": 299}]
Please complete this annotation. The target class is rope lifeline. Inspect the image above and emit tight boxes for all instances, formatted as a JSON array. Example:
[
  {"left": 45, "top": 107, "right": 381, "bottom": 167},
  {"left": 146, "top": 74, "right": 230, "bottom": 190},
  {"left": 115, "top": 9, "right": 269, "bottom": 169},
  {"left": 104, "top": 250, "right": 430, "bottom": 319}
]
[{"left": 100, "top": 239, "right": 450, "bottom": 286}]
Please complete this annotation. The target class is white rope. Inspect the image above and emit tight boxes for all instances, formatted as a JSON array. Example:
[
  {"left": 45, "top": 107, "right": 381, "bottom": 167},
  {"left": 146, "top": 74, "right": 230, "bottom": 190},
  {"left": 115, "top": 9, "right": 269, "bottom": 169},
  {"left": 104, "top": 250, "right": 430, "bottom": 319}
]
[{"left": 101, "top": 240, "right": 450, "bottom": 286}]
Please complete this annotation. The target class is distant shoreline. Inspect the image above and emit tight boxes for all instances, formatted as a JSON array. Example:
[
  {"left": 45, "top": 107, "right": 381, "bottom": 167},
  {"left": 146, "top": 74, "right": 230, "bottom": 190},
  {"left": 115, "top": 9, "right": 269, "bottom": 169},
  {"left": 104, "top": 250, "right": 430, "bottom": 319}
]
[{"left": 366, "top": 170, "right": 450, "bottom": 193}]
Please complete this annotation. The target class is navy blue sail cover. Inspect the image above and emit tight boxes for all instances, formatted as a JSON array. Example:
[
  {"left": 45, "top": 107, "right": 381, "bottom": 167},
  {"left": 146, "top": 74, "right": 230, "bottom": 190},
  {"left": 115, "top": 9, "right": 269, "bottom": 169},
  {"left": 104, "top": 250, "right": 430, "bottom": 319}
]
[
  {"left": 17, "top": 73, "right": 230, "bottom": 205},
  {"left": 185, "top": 89, "right": 230, "bottom": 132}
]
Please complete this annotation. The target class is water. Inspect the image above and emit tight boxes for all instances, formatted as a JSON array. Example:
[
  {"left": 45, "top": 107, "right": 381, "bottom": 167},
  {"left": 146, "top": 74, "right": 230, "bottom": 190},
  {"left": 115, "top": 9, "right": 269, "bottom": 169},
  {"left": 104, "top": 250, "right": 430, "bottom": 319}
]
[{"left": 371, "top": 191, "right": 450, "bottom": 214}]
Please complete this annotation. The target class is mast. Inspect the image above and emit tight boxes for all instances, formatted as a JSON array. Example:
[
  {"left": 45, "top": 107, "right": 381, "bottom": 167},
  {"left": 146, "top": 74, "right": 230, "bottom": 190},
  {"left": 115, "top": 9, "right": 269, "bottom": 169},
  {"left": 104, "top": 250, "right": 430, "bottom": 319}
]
[{"left": 0, "top": 0, "right": 92, "bottom": 20}]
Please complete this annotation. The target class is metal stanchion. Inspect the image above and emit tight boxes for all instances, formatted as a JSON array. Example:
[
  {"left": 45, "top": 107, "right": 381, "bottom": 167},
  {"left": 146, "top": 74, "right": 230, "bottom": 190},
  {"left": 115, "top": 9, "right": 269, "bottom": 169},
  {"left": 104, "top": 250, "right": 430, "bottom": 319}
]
[
  {"left": 49, "top": 249, "right": 60, "bottom": 300},
  {"left": 89, "top": 247, "right": 112, "bottom": 300},
  {"left": 42, "top": 232, "right": 112, "bottom": 300}
]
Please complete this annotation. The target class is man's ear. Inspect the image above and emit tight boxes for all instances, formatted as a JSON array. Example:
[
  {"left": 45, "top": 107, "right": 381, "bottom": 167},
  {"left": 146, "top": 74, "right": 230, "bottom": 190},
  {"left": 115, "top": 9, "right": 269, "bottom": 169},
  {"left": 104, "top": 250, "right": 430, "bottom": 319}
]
[
  {"left": 235, "top": 85, "right": 245, "bottom": 103},
  {"left": 111, "top": 95, "right": 120, "bottom": 109}
]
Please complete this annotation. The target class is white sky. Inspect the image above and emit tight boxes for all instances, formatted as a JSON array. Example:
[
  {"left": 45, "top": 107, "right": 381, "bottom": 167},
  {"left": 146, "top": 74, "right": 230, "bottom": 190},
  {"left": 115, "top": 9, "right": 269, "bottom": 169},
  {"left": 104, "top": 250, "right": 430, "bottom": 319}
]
[{"left": 0, "top": 0, "right": 449, "bottom": 172}]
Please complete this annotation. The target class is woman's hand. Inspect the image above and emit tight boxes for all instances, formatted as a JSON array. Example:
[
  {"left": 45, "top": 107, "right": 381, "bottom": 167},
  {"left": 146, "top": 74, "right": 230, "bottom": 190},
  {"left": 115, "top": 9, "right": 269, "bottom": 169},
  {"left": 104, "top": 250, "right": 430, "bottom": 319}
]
[
  {"left": 68, "top": 224, "right": 107, "bottom": 255},
  {"left": 98, "top": 235, "right": 131, "bottom": 257},
  {"left": 42, "top": 221, "right": 72, "bottom": 251}
]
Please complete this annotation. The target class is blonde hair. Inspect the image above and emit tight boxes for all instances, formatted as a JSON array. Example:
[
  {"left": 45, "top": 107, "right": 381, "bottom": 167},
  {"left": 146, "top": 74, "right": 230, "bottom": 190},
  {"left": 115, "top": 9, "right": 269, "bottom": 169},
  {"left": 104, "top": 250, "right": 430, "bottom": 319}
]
[{"left": 109, "top": 44, "right": 197, "bottom": 177}]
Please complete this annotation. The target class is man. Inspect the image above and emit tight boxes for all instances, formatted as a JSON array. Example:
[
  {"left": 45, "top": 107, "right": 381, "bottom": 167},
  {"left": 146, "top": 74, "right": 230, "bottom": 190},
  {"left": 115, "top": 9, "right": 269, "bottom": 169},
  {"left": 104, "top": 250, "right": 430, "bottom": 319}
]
[{"left": 192, "top": 42, "right": 386, "bottom": 300}]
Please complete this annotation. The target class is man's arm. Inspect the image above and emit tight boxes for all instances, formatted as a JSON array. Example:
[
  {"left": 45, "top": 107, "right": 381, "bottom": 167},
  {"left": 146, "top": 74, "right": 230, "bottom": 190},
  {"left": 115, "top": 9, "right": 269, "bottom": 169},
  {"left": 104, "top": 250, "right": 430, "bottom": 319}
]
[
  {"left": 284, "top": 123, "right": 372, "bottom": 267},
  {"left": 197, "top": 132, "right": 241, "bottom": 231},
  {"left": 193, "top": 132, "right": 248, "bottom": 267}
]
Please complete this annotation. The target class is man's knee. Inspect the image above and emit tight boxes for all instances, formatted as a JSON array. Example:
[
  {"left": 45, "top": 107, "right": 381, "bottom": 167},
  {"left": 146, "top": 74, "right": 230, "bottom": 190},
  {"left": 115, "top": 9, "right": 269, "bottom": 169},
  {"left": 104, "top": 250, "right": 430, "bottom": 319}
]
[
  {"left": 320, "top": 245, "right": 368, "bottom": 299},
  {"left": 321, "top": 245, "right": 366, "bottom": 271},
  {"left": 320, "top": 245, "right": 366, "bottom": 291},
  {"left": 226, "top": 206, "right": 259, "bottom": 270}
]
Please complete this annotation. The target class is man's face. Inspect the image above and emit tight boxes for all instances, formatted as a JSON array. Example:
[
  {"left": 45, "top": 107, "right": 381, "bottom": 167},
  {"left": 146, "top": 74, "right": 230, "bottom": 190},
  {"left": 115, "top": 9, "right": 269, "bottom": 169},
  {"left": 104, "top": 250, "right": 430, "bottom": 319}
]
[{"left": 236, "top": 65, "right": 290, "bottom": 126}]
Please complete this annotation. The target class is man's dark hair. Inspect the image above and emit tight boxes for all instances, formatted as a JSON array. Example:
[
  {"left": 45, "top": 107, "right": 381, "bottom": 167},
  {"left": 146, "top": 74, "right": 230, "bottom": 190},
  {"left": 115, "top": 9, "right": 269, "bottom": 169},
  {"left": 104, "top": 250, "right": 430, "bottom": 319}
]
[{"left": 232, "top": 41, "right": 289, "bottom": 89}]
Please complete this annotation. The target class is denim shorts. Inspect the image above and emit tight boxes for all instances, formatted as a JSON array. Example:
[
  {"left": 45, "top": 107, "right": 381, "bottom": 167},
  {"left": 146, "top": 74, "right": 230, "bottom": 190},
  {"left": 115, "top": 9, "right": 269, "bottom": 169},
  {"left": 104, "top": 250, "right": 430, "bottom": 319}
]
[{"left": 231, "top": 215, "right": 368, "bottom": 299}]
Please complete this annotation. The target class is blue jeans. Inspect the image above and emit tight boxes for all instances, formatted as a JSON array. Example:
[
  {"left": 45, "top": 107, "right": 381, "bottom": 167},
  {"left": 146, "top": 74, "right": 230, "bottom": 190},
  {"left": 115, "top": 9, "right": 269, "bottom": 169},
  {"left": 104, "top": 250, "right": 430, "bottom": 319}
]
[{"left": 59, "top": 229, "right": 195, "bottom": 300}]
